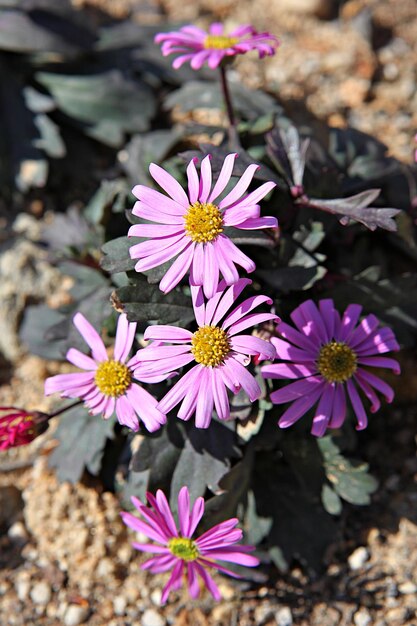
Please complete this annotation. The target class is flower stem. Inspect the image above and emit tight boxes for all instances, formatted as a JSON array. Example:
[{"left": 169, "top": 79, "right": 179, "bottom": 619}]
[
  {"left": 219, "top": 65, "right": 240, "bottom": 149},
  {"left": 47, "top": 399, "right": 83, "bottom": 419}
]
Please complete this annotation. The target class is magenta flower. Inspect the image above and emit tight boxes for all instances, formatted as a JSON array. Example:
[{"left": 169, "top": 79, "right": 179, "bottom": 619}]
[
  {"left": 121, "top": 486, "right": 259, "bottom": 603},
  {"left": 0, "top": 407, "right": 47, "bottom": 450},
  {"left": 155, "top": 23, "right": 279, "bottom": 70},
  {"left": 128, "top": 153, "right": 277, "bottom": 298},
  {"left": 44, "top": 313, "right": 166, "bottom": 433},
  {"left": 262, "top": 299, "right": 400, "bottom": 437},
  {"left": 133, "top": 279, "right": 277, "bottom": 428}
]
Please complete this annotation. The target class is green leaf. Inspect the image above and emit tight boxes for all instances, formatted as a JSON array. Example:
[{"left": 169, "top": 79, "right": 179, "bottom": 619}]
[
  {"left": 321, "top": 484, "right": 342, "bottom": 515},
  {"left": 49, "top": 404, "right": 115, "bottom": 483},
  {"left": 318, "top": 436, "right": 378, "bottom": 506},
  {"left": 112, "top": 280, "right": 194, "bottom": 326},
  {"left": 101, "top": 236, "right": 136, "bottom": 274}
]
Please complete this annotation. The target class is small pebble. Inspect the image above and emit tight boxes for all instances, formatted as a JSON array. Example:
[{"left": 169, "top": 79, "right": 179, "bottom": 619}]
[
  {"left": 142, "top": 609, "right": 166, "bottom": 626},
  {"left": 150, "top": 588, "right": 163, "bottom": 606},
  {"left": 275, "top": 606, "right": 293, "bottom": 626},
  {"left": 348, "top": 546, "right": 369, "bottom": 570},
  {"left": 15, "top": 579, "right": 30, "bottom": 602},
  {"left": 398, "top": 581, "right": 417, "bottom": 595},
  {"left": 254, "top": 604, "right": 273, "bottom": 624},
  {"left": 7, "top": 521, "right": 28, "bottom": 540},
  {"left": 30, "top": 582, "right": 51, "bottom": 605},
  {"left": 354, "top": 608, "right": 372, "bottom": 626},
  {"left": 64, "top": 605, "right": 89, "bottom": 626},
  {"left": 113, "top": 596, "right": 127, "bottom": 616}
]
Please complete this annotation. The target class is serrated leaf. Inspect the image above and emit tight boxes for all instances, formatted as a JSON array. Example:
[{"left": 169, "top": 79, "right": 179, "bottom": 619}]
[
  {"left": 112, "top": 281, "right": 193, "bottom": 326},
  {"left": 49, "top": 405, "right": 115, "bottom": 483},
  {"left": 318, "top": 436, "right": 378, "bottom": 506},
  {"left": 304, "top": 190, "right": 400, "bottom": 232},
  {"left": 101, "top": 236, "right": 136, "bottom": 274}
]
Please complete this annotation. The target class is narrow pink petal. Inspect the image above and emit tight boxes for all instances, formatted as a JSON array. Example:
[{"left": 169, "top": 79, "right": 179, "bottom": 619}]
[
  {"left": 158, "top": 366, "right": 202, "bottom": 414},
  {"left": 271, "top": 376, "right": 324, "bottom": 404},
  {"left": 278, "top": 321, "right": 318, "bottom": 353},
  {"left": 187, "top": 562, "right": 200, "bottom": 598},
  {"left": 209, "top": 22, "right": 224, "bottom": 35},
  {"left": 209, "top": 278, "right": 252, "bottom": 327},
  {"left": 277, "top": 384, "right": 324, "bottom": 428},
  {"left": 114, "top": 313, "right": 136, "bottom": 363},
  {"left": 357, "top": 356, "right": 400, "bottom": 373},
  {"left": 318, "top": 299, "right": 336, "bottom": 342},
  {"left": 354, "top": 368, "right": 394, "bottom": 403},
  {"left": 198, "top": 558, "right": 241, "bottom": 579},
  {"left": 196, "top": 519, "right": 238, "bottom": 546},
  {"left": 227, "top": 312, "right": 277, "bottom": 336},
  {"left": 135, "top": 344, "right": 192, "bottom": 361},
  {"left": 115, "top": 395, "right": 139, "bottom": 431},
  {"left": 199, "top": 549, "right": 259, "bottom": 567},
  {"left": 339, "top": 304, "right": 363, "bottom": 341},
  {"left": 223, "top": 358, "right": 260, "bottom": 402},
  {"left": 103, "top": 397, "right": 115, "bottom": 419},
  {"left": 236, "top": 216, "right": 278, "bottom": 229},
  {"left": 198, "top": 528, "right": 242, "bottom": 548},
  {"left": 311, "top": 384, "right": 335, "bottom": 437},
  {"left": 349, "top": 314, "right": 380, "bottom": 349},
  {"left": 133, "top": 238, "right": 191, "bottom": 273},
  {"left": 132, "top": 186, "right": 186, "bottom": 214},
  {"left": 208, "top": 153, "right": 238, "bottom": 203},
  {"left": 126, "top": 384, "right": 167, "bottom": 432},
  {"left": 230, "top": 181, "right": 276, "bottom": 208},
  {"left": 191, "top": 283, "right": 206, "bottom": 326},
  {"left": 230, "top": 335, "right": 276, "bottom": 360},
  {"left": 354, "top": 371, "right": 380, "bottom": 414},
  {"left": 216, "top": 235, "right": 256, "bottom": 273},
  {"left": 190, "top": 242, "right": 204, "bottom": 286},
  {"left": 219, "top": 164, "right": 260, "bottom": 208},
  {"left": 144, "top": 554, "right": 178, "bottom": 574},
  {"left": 149, "top": 163, "right": 189, "bottom": 207},
  {"left": 130, "top": 231, "right": 185, "bottom": 258},
  {"left": 190, "top": 49, "right": 211, "bottom": 69},
  {"left": 66, "top": 348, "right": 97, "bottom": 371},
  {"left": 120, "top": 511, "right": 168, "bottom": 543},
  {"left": 293, "top": 300, "right": 327, "bottom": 344},
  {"left": 44, "top": 372, "right": 95, "bottom": 396},
  {"left": 160, "top": 244, "right": 195, "bottom": 293},
  {"left": 156, "top": 490, "right": 179, "bottom": 537},
  {"left": 198, "top": 154, "right": 212, "bottom": 203},
  {"left": 189, "top": 496, "right": 205, "bottom": 536},
  {"left": 223, "top": 205, "right": 260, "bottom": 226},
  {"left": 186, "top": 158, "right": 199, "bottom": 204},
  {"left": 178, "top": 487, "right": 191, "bottom": 537},
  {"left": 73, "top": 313, "right": 107, "bottom": 361},
  {"left": 144, "top": 325, "right": 193, "bottom": 342},
  {"left": 172, "top": 53, "right": 196, "bottom": 69},
  {"left": 222, "top": 294, "right": 273, "bottom": 330},
  {"left": 271, "top": 336, "right": 318, "bottom": 362},
  {"left": 161, "top": 561, "right": 183, "bottom": 604},
  {"left": 328, "top": 383, "right": 347, "bottom": 428},
  {"left": 261, "top": 362, "right": 316, "bottom": 380},
  {"left": 211, "top": 369, "right": 230, "bottom": 420},
  {"left": 135, "top": 352, "right": 194, "bottom": 377},
  {"left": 346, "top": 379, "right": 368, "bottom": 430},
  {"left": 203, "top": 242, "right": 219, "bottom": 299},
  {"left": 194, "top": 563, "right": 221, "bottom": 601},
  {"left": 177, "top": 387, "right": 199, "bottom": 421},
  {"left": 216, "top": 243, "right": 240, "bottom": 285},
  {"left": 131, "top": 543, "right": 170, "bottom": 554},
  {"left": 128, "top": 223, "right": 183, "bottom": 238},
  {"left": 133, "top": 203, "right": 184, "bottom": 225},
  {"left": 195, "top": 368, "right": 214, "bottom": 428}
]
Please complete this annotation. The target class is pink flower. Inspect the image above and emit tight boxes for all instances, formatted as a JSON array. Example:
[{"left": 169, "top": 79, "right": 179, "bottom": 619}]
[
  {"left": 121, "top": 486, "right": 259, "bottom": 603},
  {"left": 44, "top": 313, "right": 166, "bottom": 432},
  {"left": 0, "top": 407, "right": 47, "bottom": 450},
  {"left": 155, "top": 23, "right": 279, "bottom": 70},
  {"left": 262, "top": 299, "right": 400, "bottom": 437},
  {"left": 128, "top": 153, "right": 277, "bottom": 298},
  {"left": 133, "top": 279, "right": 277, "bottom": 428}
]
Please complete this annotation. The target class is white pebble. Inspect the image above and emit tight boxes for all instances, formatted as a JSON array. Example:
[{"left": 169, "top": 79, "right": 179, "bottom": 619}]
[
  {"left": 64, "top": 605, "right": 89, "bottom": 626},
  {"left": 354, "top": 608, "right": 372, "bottom": 626},
  {"left": 275, "top": 606, "right": 293, "bottom": 626},
  {"left": 142, "top": 608, "right": 166, "bottom": 626},
  {"left": 15, "top": 579, "right": 30, "bottom": 602},
  {"left": 348, "top": 546, "right": 369, "bottom": 570},
  {"left": 8, "top": 521, "right": 28, "bottom": 540},
  {"left": 150, "top": 588, "right": 163, "bottom": 606},
  {"left": 113, "top": 596, "right": 127, "bottom": 616},
  {"left": 30, "top": 582, "right": 51, "bottom": 605},
  {"left": 398, "top": 581, "right": 417, "bottom": 595}
]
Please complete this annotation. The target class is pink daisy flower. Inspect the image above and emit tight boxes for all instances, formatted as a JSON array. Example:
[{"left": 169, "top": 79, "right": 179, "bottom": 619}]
[
  {"left": 121, "top": 486, "right": 259, "bottom": 604},
  {"left": 154, "top": 23, "right": 279, "bottom": 70},
  {"left": 133, "top": 278, "right": 277, "bottom": 428},
  {"left": 44, "top": 313, "right": 166, "bottom": 433},
  {"left": 262, "top": 299, "right": 400, "bottom": 437},
  {"left": 128, "top": 153, "right": 277, "bottom": 298}
]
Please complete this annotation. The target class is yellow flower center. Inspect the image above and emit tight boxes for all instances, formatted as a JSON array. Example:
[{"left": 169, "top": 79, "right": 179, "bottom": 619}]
[
  {"left": 317, "top": 341, "right": 357, "bottom": 383},
  {"left": 204, "top": 35, "right": 239, "bottom": 50},
  {"left": 168, "top": 537, "right": 199, "bottom": 561},
  {"left": 191, "top": 325, "right": 230, "bottom": 367},
  {"left": 94, "top": 360, "right": 132, "bottom": 397},
  {"left": 184, "top": 201, "right": 224, "bottom": 243}
]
